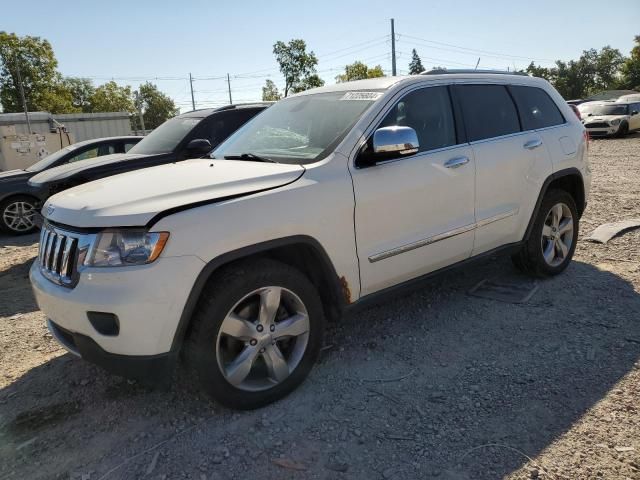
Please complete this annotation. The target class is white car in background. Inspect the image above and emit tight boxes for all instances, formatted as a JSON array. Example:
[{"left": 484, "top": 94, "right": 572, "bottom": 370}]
[
  {"left": 579, "top": 100, "right": 640, "bottom": 137},
  {"left": 616, "top": 93, "right": 640, "bottom": 103}
]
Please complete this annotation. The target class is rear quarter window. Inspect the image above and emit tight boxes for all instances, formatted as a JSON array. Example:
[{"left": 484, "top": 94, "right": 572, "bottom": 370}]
[
  {"left": 509, "top": 85, "right": 565, "bottom": 130},
  {"left": 455, "top": 84, "right": 520, "bottom": 142}
]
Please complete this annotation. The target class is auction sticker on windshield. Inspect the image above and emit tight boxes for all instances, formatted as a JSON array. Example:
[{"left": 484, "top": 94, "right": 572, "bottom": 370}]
[{"left": 340, "top": 92, "right": 383, "bottom": 101}]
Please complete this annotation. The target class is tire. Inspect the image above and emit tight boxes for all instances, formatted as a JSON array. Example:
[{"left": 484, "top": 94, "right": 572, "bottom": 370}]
[
  {"left": 0, "top": 195, "right": 38, "bottom": 235},
  {"left": 186, "top": 258, "right": 325, "bottom": 409},
  {"left": 512, "top": 189, "right": 579, "bottom": 277},
  {"left": 616, "top": 122, "right": 629, "bottom": 138}
]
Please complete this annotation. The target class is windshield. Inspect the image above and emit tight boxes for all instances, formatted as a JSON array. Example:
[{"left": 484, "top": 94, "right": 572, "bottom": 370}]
[
  {"left": 128, "top": 116, "right": 202, "bottom": 155},
  {"left": 579, "top": 104, "right": 629, "bottom": 116},
  {"left": 212, "top": 91, "right": 381, "bottom": 164},
  {"left": 25, "top": 145, "right": 78, "bottom": 172}
]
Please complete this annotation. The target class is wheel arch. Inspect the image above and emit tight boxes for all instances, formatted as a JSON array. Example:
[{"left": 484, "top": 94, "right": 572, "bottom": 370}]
[
  {"left": 0, "top": 192, "right": 40, "bottom": 205},
  {"left": 524, "top": 167, "right": 585, "bottom": 241},
  {"left": 171, "top": 235, "right": 346, "bottom": 353}
]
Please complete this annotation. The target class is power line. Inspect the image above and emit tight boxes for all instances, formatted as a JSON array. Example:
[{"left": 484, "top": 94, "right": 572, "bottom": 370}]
[
  {"left": 316, "top": 34, "right": 390, "bottom": 59},
  {"left": 395, "top": 50, "right": 478, "bottom": 68},
  {"left": 398, "top": 33, "right": 556, "bottom": 63}
]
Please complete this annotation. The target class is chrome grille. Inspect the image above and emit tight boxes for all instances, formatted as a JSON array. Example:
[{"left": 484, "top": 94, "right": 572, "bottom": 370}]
[{"left": 38, "top": 223, "right": 83, "bottom": 287}]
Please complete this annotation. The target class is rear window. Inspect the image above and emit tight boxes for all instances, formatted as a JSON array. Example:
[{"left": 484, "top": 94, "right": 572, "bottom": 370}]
[
  {"left": 510, "top": 86, "right": 565, "bottom": 130},
  {"left": 456, "top": 85, "right": 520, "bottom": 142}
]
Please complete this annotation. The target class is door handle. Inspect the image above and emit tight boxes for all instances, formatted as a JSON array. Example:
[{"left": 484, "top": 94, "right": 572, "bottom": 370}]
[
  {"left": 444, "top": 156, "right": 469, "bottom": 169},
  {"left": 524, "top": 139, "right": 543, "bottom": 150}
]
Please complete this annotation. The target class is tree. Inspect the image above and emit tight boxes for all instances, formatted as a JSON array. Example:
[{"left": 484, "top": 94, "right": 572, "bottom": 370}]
[
  {"left": 273, "top": 39, "right": 324, "bottom": 96},
  {"left": 335, "top": 61, "right": 385, "bottom": 82},
  {"left": 62, "top": 77, "right": 95, "bottom": 112},
  {"left": 525, "top": 62, "right": 553, "bottom": 82},
  {"left": 291, "top": 73, "right": 325, "bottom": 93},
  {"left": 621, "top": 35, "right": 640, "bottom": 90},
  {"left": 89, "top": 81, "right": 135, "bottom": 113},
  {"left": 261, "top": 79, "right": 282, "bottom": 101},
  {"left": 408, "top": 49, "right": 424, "bottom": 74},
  {"left": 134, "top": 82, "right": 178, "bottom": 129},
  {"left": 0, "top": 31, "right": 75, "bottom": 113},
  {"left": 591, "top": 46, "right": 625, "bottom": 91},
  {"left": 527, "top": 45, "right": 627, "bottom": 99}
]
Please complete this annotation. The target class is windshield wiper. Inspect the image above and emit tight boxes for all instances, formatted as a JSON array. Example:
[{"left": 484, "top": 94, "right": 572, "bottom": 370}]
[{"left": 223, "top": 153, "right": 277, "bottom": 163}]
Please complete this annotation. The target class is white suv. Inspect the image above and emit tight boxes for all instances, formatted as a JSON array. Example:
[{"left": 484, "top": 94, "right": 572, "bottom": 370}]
[{"left": 30, "top": 72, "right": 590, "bottom": 409}]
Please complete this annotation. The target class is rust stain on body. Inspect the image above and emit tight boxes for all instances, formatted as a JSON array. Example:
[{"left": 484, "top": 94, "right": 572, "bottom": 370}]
[{"left": 339, "top": 276, "right": 352, "bottom": 304}]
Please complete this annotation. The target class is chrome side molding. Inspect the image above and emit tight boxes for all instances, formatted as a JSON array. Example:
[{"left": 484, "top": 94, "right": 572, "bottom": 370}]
[{"left": 368, "top": 209, "right": 518, "bottom": 263}]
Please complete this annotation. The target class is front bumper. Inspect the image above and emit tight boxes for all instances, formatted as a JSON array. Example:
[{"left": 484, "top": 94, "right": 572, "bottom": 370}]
[
  {"left": 585, "top": 125, "right": 619, "bottom": 137},
  {"left": 30, "top": 254, "right": 206, "bottom": 359},
  {"left": 47, "top": 319, "right": 175, "bottom": 382}
]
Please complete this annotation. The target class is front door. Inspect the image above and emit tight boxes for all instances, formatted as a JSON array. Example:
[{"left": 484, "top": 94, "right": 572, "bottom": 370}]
[{"left": 349, "top": 85, "right": 476, "bottom": 296}]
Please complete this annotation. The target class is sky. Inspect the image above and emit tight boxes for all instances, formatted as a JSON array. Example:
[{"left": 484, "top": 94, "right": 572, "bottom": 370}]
[{"left": 4, "top": 0, "right": 640, "bottom": 112}]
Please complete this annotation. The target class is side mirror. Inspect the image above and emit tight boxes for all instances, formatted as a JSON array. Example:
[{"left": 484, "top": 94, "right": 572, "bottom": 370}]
[
  {"left": 632, "top": 110, "right": 638, "bottom": 116},
  {"left": 373, "top": 126, "right": 419, "bottom": 155},
  {"left": 357, "top": 126, "right": 419, "bottom": 167},
  {"left": 185, "top": 138, "right": 212, "bottom": 157}
]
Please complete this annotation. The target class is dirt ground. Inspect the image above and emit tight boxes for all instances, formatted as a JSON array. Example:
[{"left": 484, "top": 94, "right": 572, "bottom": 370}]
[{"left": 1, "top": 134, "right": 639, "bottom": 480}]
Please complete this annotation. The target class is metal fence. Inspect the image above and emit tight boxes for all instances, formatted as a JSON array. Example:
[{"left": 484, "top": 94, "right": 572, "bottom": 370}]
[{"left": 0, "top": 111, "right": 136, "bottom": 142}]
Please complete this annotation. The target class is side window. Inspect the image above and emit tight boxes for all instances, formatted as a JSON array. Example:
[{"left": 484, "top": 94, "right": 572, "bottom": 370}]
[
  {"left": 123, "top": 142, "right": 137, "bottom": 152},
  {"left": 510, "top": 86, "right": 565, "bottom": 130},
  {"left": 97, "top": 143, "right": 117, "bottom": 156},
  {"left": 205, "top": 110, "right": 261, "bottom": 148},
  {"left": 68, "top": 147, "right": 100, "bottom": 163},
  {"left": 456, "top": 84, "right": 520, "bottom": 142},
  {"left": 379, "top": 86, "right": 456, "bottom": 152}
]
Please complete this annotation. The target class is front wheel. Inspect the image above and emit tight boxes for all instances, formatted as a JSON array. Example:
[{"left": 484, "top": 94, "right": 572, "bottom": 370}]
[
  {"left": 186, "top": 259, "right": 325, "bottom": 409},
  {"left": 512, "top": 189, "right": 579, "bottom": 276},
  {"left": 616, "top": 122, "right": 629, "bottom": 138},
  {"left": 0, "top": 196, "right": 38, "bottom": 235}
]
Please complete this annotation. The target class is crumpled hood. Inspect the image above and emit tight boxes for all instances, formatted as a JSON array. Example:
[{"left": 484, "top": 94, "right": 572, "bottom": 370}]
[
  {"left": 0, "top": 169, "right": 30, "bottom": 182},
  {"left": 28, "top": 152, "right": 148, "bottom": 186},
  {"left": 43, "top": 159, "right": 304, "bottom": 227}
]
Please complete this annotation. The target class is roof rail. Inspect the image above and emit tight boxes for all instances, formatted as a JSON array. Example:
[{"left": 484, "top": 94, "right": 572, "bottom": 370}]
[{"left": 421, "top": 68, "right": 529, "bottom": 77}]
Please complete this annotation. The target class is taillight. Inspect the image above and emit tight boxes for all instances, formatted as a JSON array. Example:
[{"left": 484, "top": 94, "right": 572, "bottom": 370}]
[
  {"left": 583, "top": 130, "right": 589, "bottom": 150},
  {"left": 569, "top": 104, "right": 582, "bottom": 120}
]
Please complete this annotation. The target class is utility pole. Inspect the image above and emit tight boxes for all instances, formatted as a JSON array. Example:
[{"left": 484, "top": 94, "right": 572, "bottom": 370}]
[
  {"left": 189, "top": 73, "right": 196, "bottom": 110},
  {"left": 390, "top": 18, "right": 397, "bottom": 76},
  {"left": 15, "top": 61, "right": 31, "bottom": 133},
  {"left": 134, "top": 91, "right": 145, "bottom": 132},
  {"left": 227, "top": 73, "right": 233, "bottom": 104}
]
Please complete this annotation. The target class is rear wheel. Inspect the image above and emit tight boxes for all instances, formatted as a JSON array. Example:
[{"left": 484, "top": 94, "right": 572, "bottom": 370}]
[
  {"left": 512, "top": 189, "right": 578, "bottom": 276},
  {"left": 0, "top": 196, "right": 38, "bottom": 235},
  {"left": 186, "top": 258, "right": 325, "bottom": 409}
]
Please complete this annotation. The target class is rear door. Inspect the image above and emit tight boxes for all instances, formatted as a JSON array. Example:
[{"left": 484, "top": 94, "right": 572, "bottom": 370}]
[{"left": 454, "top": 84, "right": 551, "bottom": 255}]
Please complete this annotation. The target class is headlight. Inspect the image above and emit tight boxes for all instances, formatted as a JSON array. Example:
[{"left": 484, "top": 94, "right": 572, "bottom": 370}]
[
  {"left": 610, "top": 119, "right": 621, "bottom": 126},
  {"left": 84, "top": 230, "right": 169, "bottom": 267}
]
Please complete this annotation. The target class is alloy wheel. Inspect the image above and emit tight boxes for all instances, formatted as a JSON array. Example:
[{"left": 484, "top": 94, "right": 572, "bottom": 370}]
[
  {"left": 541, "top": 202, "right": 574, "bottom": 267},
  {"left": 216, "top": 286, "right": 310, "bottom": 392},
  {"left": 2, "top": 201, "right": 36, "bottom": 233}
]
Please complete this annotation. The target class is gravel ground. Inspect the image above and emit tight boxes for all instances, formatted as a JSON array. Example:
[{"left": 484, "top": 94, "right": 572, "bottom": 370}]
[{"left": 0, "top": 134, "right": 639, "bottom": 480}]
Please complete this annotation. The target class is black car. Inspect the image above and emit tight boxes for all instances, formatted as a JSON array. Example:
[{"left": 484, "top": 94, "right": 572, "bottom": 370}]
[
  {"left": 28, "top": 103, "right": 270, "bottom": 223},
  {"left": 0, "top": 135, "right": 142, "bottom": 235}
]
